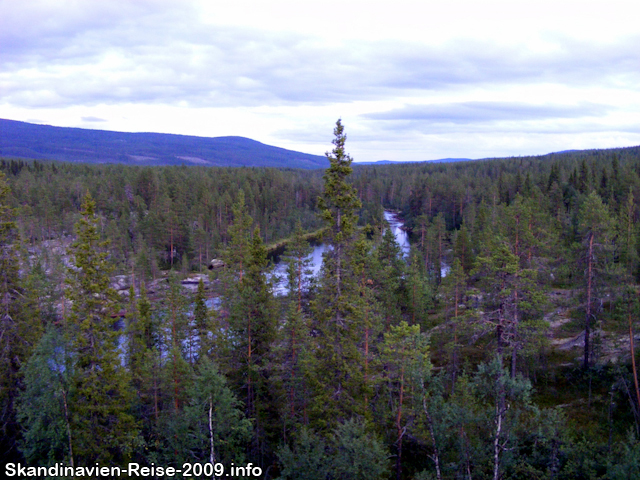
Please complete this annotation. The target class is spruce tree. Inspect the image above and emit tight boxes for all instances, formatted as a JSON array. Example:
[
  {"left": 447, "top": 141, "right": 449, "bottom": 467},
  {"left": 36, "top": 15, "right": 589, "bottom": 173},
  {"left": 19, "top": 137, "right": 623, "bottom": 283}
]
[
  {"left": 308, "top": 120, "right": 366, "bottom": 428},
  {"left": 317, "top": 119, "right": 362, "bottom": 302},
  {"left": 17, "top": 326, "right": 74, "bottom": 466},
  {"left": 64, "top": 192, "right": 139, "bottom": 464}
]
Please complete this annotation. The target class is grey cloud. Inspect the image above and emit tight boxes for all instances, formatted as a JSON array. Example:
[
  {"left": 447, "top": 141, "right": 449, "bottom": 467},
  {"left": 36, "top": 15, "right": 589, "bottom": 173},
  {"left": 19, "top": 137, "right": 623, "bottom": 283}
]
[
  {"left": 1, "top": 2, "right": 639, "bottom": 109},
  {"left": 360, "top": 115, "right": 640, "bottom": 138},
  {"left": 81, "top": 116, "right": 106, "bottom": 122},
  {"left": 365, "top": 101, "right": 612, "bottom": 124}
]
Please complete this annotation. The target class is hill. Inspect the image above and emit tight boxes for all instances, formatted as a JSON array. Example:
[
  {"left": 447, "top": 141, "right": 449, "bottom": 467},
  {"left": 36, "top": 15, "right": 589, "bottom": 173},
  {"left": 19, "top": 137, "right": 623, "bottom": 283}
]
[
  {"left": 354, "top": 157, "right": 473, "bottom": 165},
  {"left": 0, "top": 118, "right": 329, "bottom": 169}
]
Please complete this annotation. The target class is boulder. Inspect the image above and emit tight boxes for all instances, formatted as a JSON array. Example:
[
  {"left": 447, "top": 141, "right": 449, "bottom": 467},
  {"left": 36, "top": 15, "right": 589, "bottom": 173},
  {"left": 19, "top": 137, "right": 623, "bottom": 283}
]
[
  {"left": 111, "top": 275, "right": 130, "bottom": 291},
  {"left": 209, "top": 259, "right": 225, "bottom": 270}
]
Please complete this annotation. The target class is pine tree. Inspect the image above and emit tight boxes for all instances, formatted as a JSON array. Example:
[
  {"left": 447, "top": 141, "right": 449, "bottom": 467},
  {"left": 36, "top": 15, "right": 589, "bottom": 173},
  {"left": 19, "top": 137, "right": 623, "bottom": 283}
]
[
  {"left": 473, "top": 235, "right": 545, "bottom": 377},
  {"left": 578, "top": 191, "right": 615, "bottom": 369},
  {"left": 472, "top": 357, "right": 533, "bottom": 480},
  {"left": 329, "top": 419, "right": 390, "bottom": 480},
  {"left": 619, "top": 189, "right": 638, "bottom": 275},
  {"left": 405, "top": 250, "right": 434, "bottom": 327},
  {"left": 225, "top": 223, "right": 278, "bottom": 465},
  {"left": 284, "top": 221, "right": 312, "bottom": 311},
  {"left": 193, "top": 278, "right": 213, "bottom": 359},
  {"left": 276, "top": 428, "right": 330, "bottom": 480},
  {"left": 126, "top": 280, "right": 161, "bottom": 436},
  {"left": 375, "top": 227, "right": 404, "bottom": 327},
  {"left": 225, "top": 190, "right": 253, "bottom": 282},
  {"left": 453, "top": 223, "right": 474, "bottom": 273},
  {"left": 381, "top": 321, "right": 430, "bottom": 479},
  {"left": 280, "top": 222, "right": 313, "bottom": 427},
  {"left": 439, "top": 258, "right": 467, "bottom": 386}
]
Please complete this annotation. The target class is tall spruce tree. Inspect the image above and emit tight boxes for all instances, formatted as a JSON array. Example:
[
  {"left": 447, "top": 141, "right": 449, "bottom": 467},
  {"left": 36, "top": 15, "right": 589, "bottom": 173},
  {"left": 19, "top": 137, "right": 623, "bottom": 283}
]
[
  {"left": 317, "top": 119, "right": 362, "bottom": 303},
  {"left": 64, "top": 192, "right": 139, "bottom": 464},
  {"left": 308, "top": 120, "right": 365, "bottom": 428}
]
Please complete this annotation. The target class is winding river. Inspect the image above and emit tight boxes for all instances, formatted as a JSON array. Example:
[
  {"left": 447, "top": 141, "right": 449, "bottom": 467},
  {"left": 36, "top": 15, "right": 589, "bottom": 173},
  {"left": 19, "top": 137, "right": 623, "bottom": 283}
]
[{"left": 269, "top": 211, "right": 408, "bottom": 295}]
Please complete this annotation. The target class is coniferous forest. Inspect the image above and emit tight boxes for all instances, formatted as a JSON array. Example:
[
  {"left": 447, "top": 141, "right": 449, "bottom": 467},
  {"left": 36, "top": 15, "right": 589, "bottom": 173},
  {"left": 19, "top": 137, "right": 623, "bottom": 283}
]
[{"left": 4, "top": 120, "right": 640, "bottom": 479}]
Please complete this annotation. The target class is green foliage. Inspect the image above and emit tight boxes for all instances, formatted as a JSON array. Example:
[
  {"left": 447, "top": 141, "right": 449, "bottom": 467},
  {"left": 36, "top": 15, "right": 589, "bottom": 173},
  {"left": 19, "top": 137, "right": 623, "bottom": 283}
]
[
  {"left": 17, "top": 326, "right": 73, "bottom": 466},
  {"left": 318, "top": 119, "right": 362, "bottom": 243},
  {"left": 330, "top": 419, "right": 390, "bottom": 480},
  {"left": 64, "top": 192, "right": 139, "bottom": 464},
  {"left": 0, "top": 170, "right": 29, "bottom": 461},
  {"left": 154, "top": 357, "right": 251, "bottom": 468},
  {"left": 276, "top": 428, "right": 330, "bottom": 480},
  {"left": 277, "top": 420, "right": 389, "bottom": 480}
]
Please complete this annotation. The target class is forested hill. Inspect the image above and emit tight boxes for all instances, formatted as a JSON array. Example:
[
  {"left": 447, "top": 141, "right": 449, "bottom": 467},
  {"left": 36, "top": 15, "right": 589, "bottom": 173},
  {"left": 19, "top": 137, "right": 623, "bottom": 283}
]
[{"left": 0, "top": 118, "right": 329, "bottom": 169}]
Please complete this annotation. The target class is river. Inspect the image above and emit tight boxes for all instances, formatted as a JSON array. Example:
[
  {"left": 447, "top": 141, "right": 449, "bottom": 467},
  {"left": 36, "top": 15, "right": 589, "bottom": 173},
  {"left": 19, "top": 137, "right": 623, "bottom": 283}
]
[{"left": 269, "top": 210, "right": 408, "bottom": 295}]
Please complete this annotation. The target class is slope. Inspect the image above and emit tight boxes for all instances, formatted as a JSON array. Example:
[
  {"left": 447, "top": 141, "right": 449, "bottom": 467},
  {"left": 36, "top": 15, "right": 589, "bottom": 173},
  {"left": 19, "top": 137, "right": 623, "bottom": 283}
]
[{"left": 0, "top": 118, "right": 328, "bottom": 169}]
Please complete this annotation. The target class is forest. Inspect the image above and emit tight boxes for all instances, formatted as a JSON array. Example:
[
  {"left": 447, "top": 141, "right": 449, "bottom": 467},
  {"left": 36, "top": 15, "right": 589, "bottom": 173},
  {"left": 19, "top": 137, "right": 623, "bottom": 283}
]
[{"left": 3, "top": 120, "right": 640, "bottom": 479}]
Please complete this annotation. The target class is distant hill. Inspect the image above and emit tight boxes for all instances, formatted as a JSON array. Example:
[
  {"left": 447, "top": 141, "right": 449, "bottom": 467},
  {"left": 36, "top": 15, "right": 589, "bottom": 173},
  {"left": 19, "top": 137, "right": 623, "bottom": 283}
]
[
  {"left": 0, "top": 118, "right": 329, "bottom": 169},
  {"left": 354, "top": 157, "right": 473, "bottom": 165}
]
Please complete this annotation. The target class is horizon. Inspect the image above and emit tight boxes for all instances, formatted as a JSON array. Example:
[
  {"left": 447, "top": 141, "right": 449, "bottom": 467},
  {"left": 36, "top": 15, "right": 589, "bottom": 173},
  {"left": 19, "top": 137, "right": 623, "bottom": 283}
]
[{"left": 8, "top": 117, "right": 638, "bottom": 165}]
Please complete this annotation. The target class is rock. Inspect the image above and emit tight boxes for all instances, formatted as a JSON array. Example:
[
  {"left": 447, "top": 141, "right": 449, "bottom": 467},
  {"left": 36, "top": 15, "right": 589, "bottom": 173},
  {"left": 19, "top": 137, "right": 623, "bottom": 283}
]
[
  {"left": 147, "top": 278, "right": 167, "bottom": 294},
  {"left": 181, "top": 273, "right": 210, "bottom": 285},
  {"left": 111, "top": 275, "right": 130, "bottom": 291},
  {"left": 209, "top": 259, "right": 225, "bottom": 270},
  {"left": 553, "top": 332, "right": 585, "bottom": 350}
]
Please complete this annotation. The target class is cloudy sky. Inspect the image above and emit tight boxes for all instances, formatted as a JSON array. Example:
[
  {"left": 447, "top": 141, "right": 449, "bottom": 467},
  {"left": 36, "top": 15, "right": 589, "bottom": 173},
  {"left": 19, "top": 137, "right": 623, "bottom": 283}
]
[{"left": 1, "top": 0, "right": 639, "bottom": 162}]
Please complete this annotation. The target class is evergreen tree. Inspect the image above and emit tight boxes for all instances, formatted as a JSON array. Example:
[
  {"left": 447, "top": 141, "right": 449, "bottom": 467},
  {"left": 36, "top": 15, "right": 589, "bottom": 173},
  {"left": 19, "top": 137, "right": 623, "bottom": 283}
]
[
  {"left": 439, "top": 258, "right": 467, "bottom": 387},
  {"left": 283, "top": 221, "right": 313, "bottom": 311},
  {"left": 276, "top": 428, "right": 330, "bottom": 480},
  {"left": 126, "top": 280, "right": 161, "bottom": 439},
  {"left": 317, "top": 119, "right": 362, "bottom": 302},
  {"left": 405, "top": 250, "right": 434, "bottom": 327},
  {"left": 0, "top": 171, "right": 28, "bottom": 461},
  {"left": 473, "top": 235, "right": 545, "bottom": 377},
  {"left": 578, "top": 191, "right": 615, "bottom": 369},
  {"left": 64, "top": 192, "right": 139, "bottom": 464},
  {"left": 471, "top": 357, "right": 533, "bottom": 480},
  {"left": 17, "top": 326, "right": 74, "bottom": 466},
  {"left": 453, "top": 223, "right": 474, "bottom": 273},
  {"left": 193, "top": 278, "right": 214, "bottom": 359},
  {"left": 381, "top": 321, "right": 430, "bottom": 479},
  {"left": 280, "top": 222, "right": 313, "bottom": 428},
  {"left": 225, "top": 190, "right": 253, "bottom": 281},
  {"left": 307, "top": 120, "right": 365, "bottom": 428},
  {"left": 375, "top": 227, "right": 404, "bottom": 327},
  {"left": 185, "top": 357, "right": 252, "bottom": 466},
  {"left": 226, "top": 223, "right": 278, "bottom": 465},
  {"left": 329, "top": 419, "right": 390, "bottom": 480},
  {"left": 619, "top": 189, "right": 639, "bottom": 275}
]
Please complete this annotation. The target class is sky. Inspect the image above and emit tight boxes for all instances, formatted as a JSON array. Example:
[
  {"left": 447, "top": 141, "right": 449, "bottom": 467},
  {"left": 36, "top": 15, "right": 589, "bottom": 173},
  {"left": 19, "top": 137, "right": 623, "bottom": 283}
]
[{"left": 1, "top": 0, "right": 639, "bottom": 162}]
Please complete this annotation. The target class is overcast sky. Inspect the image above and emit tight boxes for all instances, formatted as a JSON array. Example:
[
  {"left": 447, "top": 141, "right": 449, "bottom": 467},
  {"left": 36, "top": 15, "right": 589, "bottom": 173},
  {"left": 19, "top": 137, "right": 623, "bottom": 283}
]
[{"left": 2, "top": 0, "right": 639, "bottom": 162}]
